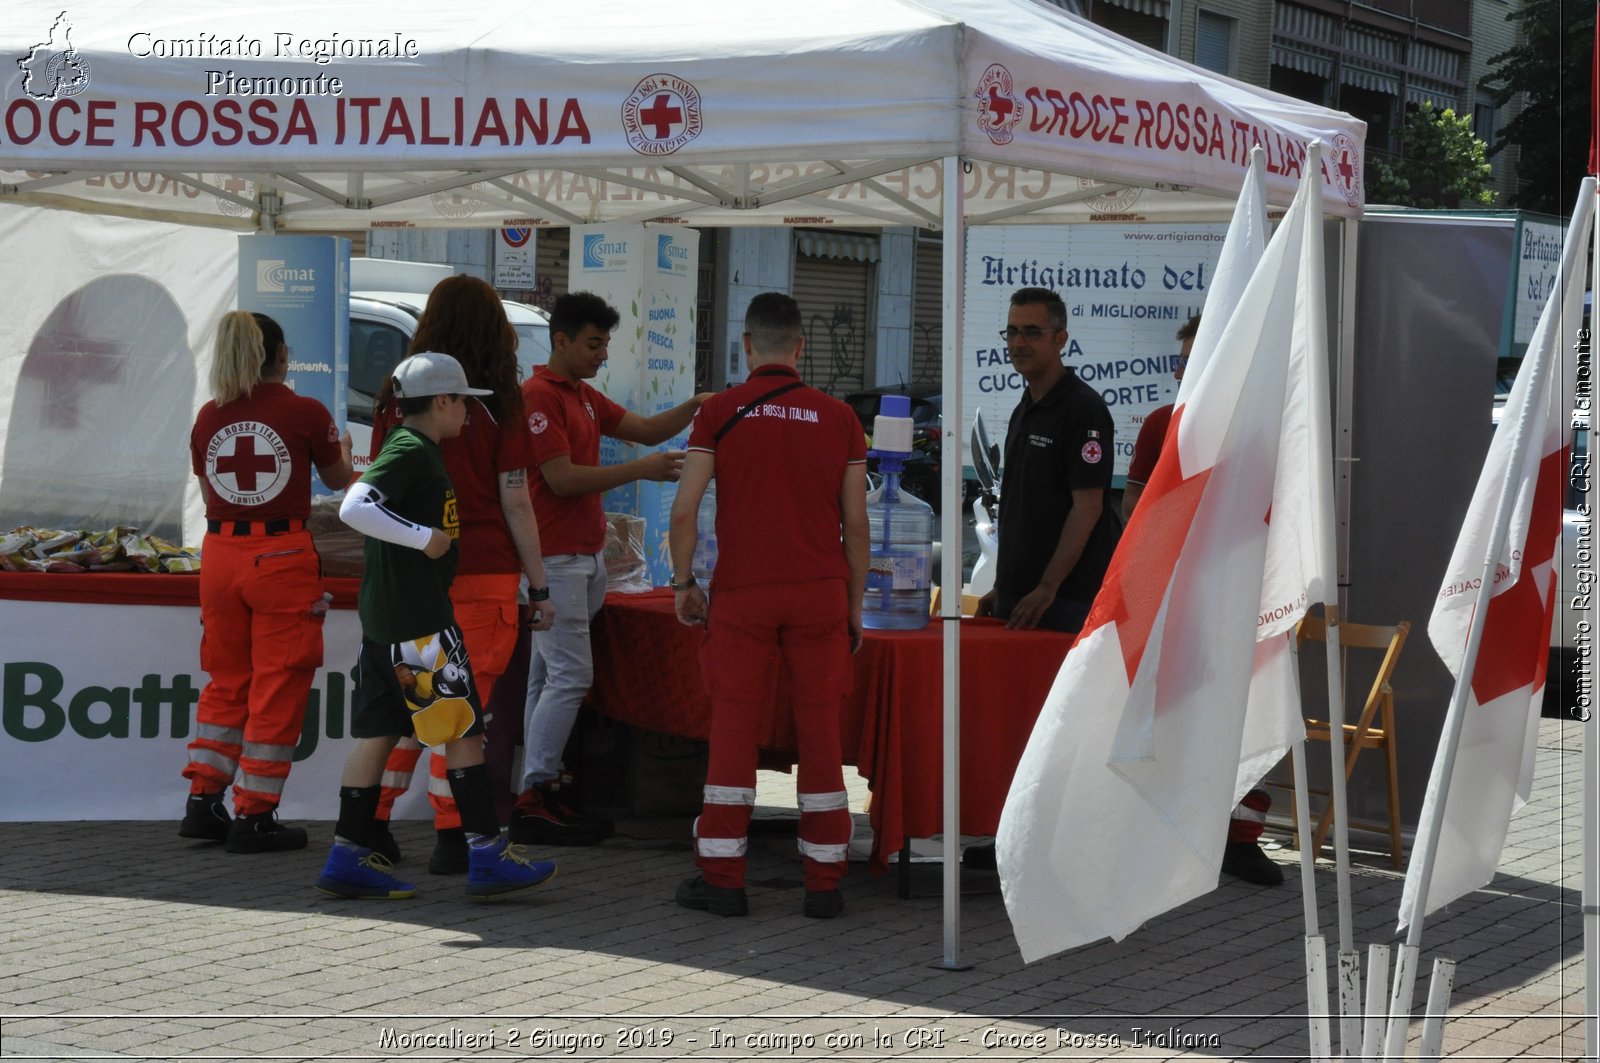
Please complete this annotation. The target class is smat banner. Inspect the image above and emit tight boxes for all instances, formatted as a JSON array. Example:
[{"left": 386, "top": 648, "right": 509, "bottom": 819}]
[{"left": 570, "top": 223, "right": 699, "bottom": 587}]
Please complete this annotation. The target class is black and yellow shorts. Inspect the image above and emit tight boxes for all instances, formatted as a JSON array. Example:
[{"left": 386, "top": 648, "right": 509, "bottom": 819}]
[{"left": 354, "top": 623, "right": 485, "bottom": 746}]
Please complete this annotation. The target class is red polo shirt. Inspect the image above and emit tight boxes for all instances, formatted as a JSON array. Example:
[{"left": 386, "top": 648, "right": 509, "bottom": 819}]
[
  {"left": 371, "top": 394, "right": 532, "bottom": 575},
  {"left": 1126, "top": 402, "right": 1174, "bottom": 487},
  {"left": 522, "top": 366, "right": 628, "bottom": 555},
  {"left": 687, "top": 365, "right": 866, "bottom": 592},
  {"left": 191, "top": 382, "right": 342, "bottom": 522}
]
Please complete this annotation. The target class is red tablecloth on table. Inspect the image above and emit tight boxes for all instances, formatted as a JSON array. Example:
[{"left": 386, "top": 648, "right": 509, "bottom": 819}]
[
  {"left": 589, "top": 589, "right": 1077, "bottom": 874},
  {"left": 0, "top": 571, "right": 362, "bottom": 607}
]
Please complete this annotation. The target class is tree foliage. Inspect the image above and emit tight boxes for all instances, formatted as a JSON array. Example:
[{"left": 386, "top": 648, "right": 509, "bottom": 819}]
[
  {"left": 1485, "top": 0, "right": 1594, "bottom": 215},
  {"left": 1364, "top": 102, "right": 1496, "bottom": 209}
]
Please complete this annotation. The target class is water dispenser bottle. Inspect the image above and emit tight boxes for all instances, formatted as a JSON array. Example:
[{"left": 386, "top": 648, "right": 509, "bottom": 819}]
[
  {"left": 691, "top": 479, "right": 718, "bottom": 586},
  {"left": 862, "top": 395, "right": 933, "bottom": 630}
]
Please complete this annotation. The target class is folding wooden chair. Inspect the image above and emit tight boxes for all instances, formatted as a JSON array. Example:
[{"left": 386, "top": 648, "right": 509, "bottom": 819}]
[
  {"left": 1288, "top": 616, "right": 1411, "bottom": 868},
  {"left": 929, "top": 588, "right": 983, "bottom": 616}
]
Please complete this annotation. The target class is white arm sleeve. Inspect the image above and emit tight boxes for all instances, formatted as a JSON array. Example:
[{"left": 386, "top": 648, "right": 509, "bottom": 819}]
[{"left": 339, "top": 481, "right": 436, "bottom": 552}]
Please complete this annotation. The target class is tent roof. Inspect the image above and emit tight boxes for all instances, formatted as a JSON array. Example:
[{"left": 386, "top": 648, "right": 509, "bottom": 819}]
[{"left": 1, "top": 0, "right": 1367, "bottom": 229}]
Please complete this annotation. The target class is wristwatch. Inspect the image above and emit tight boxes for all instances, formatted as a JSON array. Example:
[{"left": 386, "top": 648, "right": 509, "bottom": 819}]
[
  {"left": 668, "top": 576, "right": 697, "bottom": 591},
  {"left": 528, "top": 585, "right": 551, "bottom": 601}
]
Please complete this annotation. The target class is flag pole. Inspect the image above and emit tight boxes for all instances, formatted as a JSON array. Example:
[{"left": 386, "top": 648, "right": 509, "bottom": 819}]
[
  {"left": 1381, "top": 317, "right": 1548, "bottom": 1063},
  {"left": 1384, "top": 178, "right": 1597, "bottom": 1061},
  {"left": 1293, "top": 738, "right": 1333, "bottom": 1061},
  {"left": 1585, "top": 167, "right": 1598, "bottom": 1063},
  {"left": 1295, "top": 142, "right": 1361, "bottom": 1056}
]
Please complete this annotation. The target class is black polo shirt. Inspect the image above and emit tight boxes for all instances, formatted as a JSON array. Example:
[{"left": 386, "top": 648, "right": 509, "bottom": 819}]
[{"left": 996, "top": 366, "right": 1120, "bottom": 605}]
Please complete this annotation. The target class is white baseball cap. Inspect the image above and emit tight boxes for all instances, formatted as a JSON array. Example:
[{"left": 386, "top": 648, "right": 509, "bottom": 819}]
[{"left": 391, "top": 351, "right": 493, "bottom": 398}]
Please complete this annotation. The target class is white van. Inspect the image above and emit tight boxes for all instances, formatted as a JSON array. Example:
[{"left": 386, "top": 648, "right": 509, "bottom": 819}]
[{"left": 346, "top": 260, "right": 552, "bottom": 467}]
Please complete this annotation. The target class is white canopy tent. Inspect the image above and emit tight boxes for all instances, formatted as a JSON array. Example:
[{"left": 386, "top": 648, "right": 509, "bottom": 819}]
[
  {"left": 2, "top": 0, "right": 1366, "bottom": 964},
  {"left": 3, "top": 0, "right": 1363, "bottom": 228}
]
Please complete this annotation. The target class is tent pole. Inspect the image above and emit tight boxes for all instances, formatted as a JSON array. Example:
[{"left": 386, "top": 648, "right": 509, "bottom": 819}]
[
  {"left": 933, "top": 153, "right": 968, "bottom": 971},
  {"left": 1586, "top": 620, "right": 1597, "bottom": 1063},
  {"left": 1335, "top": 218, "right": 1357, "bottom": 600},
  {"left": 1585, "top": 176, "right": 1598, "bottom": 1063}
]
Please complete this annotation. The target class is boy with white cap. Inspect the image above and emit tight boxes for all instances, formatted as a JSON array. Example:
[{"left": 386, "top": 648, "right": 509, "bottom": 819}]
[{"left": 316, "top": 351, "right": 557, "bottom": 900}]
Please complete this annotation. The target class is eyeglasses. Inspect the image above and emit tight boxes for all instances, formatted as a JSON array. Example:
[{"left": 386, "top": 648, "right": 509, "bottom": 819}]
[{"left": 999, "top": 325, "right": 1057, "bottom": 341}]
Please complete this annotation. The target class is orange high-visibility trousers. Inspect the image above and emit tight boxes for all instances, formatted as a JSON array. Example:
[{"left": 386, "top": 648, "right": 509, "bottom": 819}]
[{"left": 183, "top": 530, "right": 325, "bottom": 816}]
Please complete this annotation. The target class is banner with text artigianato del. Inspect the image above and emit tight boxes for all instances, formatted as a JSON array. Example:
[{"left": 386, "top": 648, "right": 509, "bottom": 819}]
[{"left": 962, "top": 223, "right": 1228, "bottom": 482}]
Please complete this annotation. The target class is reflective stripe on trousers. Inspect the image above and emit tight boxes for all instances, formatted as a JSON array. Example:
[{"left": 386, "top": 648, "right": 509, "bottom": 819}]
[
  {"left": 693, "top": 816, "right": 749, "bottom": 859},
  {"left": 185, "top": 529, "right": 324, "bottom": 815},
  {"left": 693, "top": 580, "right": 854, "bottom": 892}
]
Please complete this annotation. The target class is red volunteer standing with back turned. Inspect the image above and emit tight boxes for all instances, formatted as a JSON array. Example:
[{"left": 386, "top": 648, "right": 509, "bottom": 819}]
[{"left": 180, "top": 310, "right": 353, "bottom": 854}]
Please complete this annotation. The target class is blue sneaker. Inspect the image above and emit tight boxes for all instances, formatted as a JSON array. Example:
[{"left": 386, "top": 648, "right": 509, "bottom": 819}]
[
  {"left": 315, "top": 844, "right": 416, "bottom": 899},
  {"left": 466, "top": 837, "right": 557, "bottom": 900}
]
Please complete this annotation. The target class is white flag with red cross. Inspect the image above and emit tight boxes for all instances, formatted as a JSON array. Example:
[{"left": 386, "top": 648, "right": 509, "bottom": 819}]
[
  {"left": 1398, "top": 179, "right": 1595, "bottom": 930},
  {"left": 997, "top": 148, "right": 1328, "bottom": 961}
]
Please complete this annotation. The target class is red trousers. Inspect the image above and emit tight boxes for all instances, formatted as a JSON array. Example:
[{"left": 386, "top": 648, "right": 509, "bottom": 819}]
[
  {"left": 1227, "top": 788, "right": 1272, "bottom": 844},
  {"left": 695, "top": 579, "right": 854, "bottom": 891},
  {"left": 376, "top": 573, "right": 520, "bottom": 828},
  {"left": 184, "top": 530, "right": 325, "bottom": 816}
]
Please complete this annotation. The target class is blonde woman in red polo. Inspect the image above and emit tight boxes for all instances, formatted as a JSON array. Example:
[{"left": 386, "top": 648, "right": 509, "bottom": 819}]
[{"left": 181, "top": 311, "right": 353, "bottom": 853}]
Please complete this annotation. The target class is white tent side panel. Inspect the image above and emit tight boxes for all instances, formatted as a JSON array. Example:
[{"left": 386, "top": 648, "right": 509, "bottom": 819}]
[{"left": 0, "top": 205, "right": 235, "bottom": 537}]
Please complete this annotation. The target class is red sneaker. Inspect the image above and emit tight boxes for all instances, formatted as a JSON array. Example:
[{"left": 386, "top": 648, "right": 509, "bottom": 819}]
[{"left": 509, "top": 785, "right": 605, "bottom": 847}]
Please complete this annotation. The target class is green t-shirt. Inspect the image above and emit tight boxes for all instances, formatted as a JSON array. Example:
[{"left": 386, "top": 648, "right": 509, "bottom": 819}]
[{"left": 357, "top": 427, "right": 459, "bottom": 644}]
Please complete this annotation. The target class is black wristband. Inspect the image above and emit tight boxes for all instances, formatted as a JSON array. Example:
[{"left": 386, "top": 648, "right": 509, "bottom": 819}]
[
  {"left": 529, "top": 586, "right": 550, "bottom": 602},
  {"left": 668, "top": 576, "right": 697, "bottom": 591}
]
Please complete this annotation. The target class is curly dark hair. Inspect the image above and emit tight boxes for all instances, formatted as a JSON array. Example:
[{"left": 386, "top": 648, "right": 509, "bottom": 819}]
[
  {"left": 549, "top": 290, "right": 620, "bottom": 339},
  {"left": 374, "top": 274, "right": 524, "bottom": 421}
]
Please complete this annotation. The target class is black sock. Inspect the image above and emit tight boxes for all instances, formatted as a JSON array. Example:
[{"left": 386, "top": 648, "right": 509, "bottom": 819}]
[
  {"left": 335, "top": 785, "right": 381, "bottom": 847},
  {"left": 445, "top": 764, "right": 499, "bottom": 839}
]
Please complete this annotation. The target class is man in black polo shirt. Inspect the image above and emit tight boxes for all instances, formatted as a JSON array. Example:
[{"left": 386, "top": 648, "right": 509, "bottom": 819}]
[{"left": 976, "top": 287, "right": 1120, "bottom": 633}]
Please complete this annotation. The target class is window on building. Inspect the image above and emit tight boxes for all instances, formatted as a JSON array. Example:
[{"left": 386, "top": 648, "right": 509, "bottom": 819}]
[
  {"left": 1271, "top": 65, "right": 1332, "bottom": 108},
  {"left": 1341, "top": 84, "right": 1399, "bottom": 153},
  {"left": 1195, "top": 11, "right": 1235, "bottom": 75},
  {"left": 1090, "top": 4, "right": 1166, "bottom": 51},
  {"left": 1473, "top": 93, "right": 1497, "bottom": 145}
]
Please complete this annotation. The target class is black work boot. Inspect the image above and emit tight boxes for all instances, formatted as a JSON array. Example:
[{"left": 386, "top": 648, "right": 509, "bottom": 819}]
[
  {"left": 225, "top": 810, "right": 309, "bottom": 853},
  {"left": 428, "top": 828, "right": 469, "bottom": 875},
  {"left": 1221, "top": 841, "right": 1285, "bottom": 886},
  {"left": 675, "top": 875, "right": 749, "bottom": 917},
  {"left": 178, "top": 793, "right": 231, "bottom": 842}
]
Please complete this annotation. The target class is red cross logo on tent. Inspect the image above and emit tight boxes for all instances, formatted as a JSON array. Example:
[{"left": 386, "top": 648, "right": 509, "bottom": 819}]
[
  {"left": 204, "top": 421, "right": 291, "bottom": 506},
  {"left": 623, "top": 73, "right": 704, "bottom": 156},
  {"left": 1329, "top": 133, "right": 1363, "bottom": 209},
  {"left": 974, "top": 64, "right": 1022, "bottom": 146},
  {"left": 641, "top": 94, "right": 682, "bottom": 138}
]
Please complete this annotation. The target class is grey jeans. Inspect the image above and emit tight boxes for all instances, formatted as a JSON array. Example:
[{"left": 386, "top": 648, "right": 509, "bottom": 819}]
[{"left": 520, "top": 551, "right": 609, "bottom": 791}]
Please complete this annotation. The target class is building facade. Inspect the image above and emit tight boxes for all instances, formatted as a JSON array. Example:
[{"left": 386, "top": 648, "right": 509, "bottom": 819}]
[{"left": 366, "top": 1, "right": 1532, "bottom": 404}]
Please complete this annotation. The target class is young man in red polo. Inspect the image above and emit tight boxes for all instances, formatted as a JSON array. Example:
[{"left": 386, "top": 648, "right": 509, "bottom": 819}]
[
  {"left": 667, "top": 292, "right": 869, "bottom": 919},
  {"left": 515, "top": 291, "right": 711, "bottom": 845}
]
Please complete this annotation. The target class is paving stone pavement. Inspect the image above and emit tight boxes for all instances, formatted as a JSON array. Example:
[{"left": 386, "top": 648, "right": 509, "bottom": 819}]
[{"left": 0, "top": 718, "right": 1591, "bottom": 1062}]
